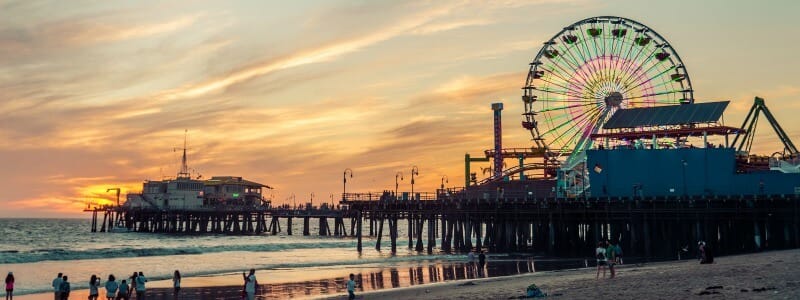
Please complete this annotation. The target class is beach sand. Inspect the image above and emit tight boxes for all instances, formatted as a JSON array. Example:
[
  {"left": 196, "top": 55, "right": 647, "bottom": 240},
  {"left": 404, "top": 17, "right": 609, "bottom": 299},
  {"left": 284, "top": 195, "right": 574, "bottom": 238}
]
[
  {"left": 323, "top": 249, "right": 800, "bottom": 300},
  {"left": 14, "top": 249, "right": 800, "bottom": 299}
]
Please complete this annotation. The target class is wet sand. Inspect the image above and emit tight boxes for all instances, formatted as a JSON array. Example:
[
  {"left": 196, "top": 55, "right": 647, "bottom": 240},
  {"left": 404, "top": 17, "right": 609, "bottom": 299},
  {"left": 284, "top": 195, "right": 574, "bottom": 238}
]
[
  {"left": 14, "top": 249, "right": 800, "bottom": 299},
  {"left": 328, "top": 249, "right": 800, "bottom": 300}
]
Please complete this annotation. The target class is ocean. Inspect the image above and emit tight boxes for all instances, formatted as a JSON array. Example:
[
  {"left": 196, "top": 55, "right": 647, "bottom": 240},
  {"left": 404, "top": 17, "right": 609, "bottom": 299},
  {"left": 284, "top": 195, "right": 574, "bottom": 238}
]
[{"left": 0, "top": 218, "right": 568, "bottom": 298}]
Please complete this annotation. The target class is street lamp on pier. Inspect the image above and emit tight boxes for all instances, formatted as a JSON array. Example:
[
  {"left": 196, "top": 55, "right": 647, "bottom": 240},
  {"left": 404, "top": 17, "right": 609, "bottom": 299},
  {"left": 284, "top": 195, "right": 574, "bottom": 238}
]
[
  {"left": 343, "top": 168, "right": 353, "bottom": 201},
  {"left": 395, "top": 171, "right": 404, "bottom": 200},
  {"left": 681, "top": 159, "right": 688, "bottom": 198},
  {"left": 411, "top": 166, "right": 419, "bottom": 200},
  {"left": 310, "top": 192, "right": 315, "bottom": 210},
  {"left": 440, "top": 175, "right": 449, "bottom": 190}
]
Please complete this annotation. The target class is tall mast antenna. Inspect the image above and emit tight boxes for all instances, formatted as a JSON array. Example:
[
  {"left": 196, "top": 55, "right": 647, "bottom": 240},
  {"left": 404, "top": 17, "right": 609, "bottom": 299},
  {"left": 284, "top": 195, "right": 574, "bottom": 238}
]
[{"left": 177, "top": 129, "right": 190, "bottom": 179}]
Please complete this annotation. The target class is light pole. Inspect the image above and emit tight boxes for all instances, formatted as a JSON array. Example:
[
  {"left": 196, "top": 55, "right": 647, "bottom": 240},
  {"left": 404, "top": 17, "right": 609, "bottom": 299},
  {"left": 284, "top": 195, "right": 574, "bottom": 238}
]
[
  {"left": 440, "top": 175, "right": 448, "bottom": 190},
  {"left": 395, "top": 171, "right": 404, "bottom": 200},
  {"left": 330, "top": 193, "right": 334, "bottom": 209},
  {"left": 290, "top": 193, "right": 296, "bottom": 209},
  {"left": 681, "top": 159, "right": 688, "bottom": 198},
  {"left": 310, "top": 192, "right": 315, "bottom": 209},
  {"left": 106, "top": 188, "right": 121, "bottom": 206},
  {"left": 411, "top": 166, "right": 419, "bottom": 200},
  {"left": 343, "top": 168, "right": 353, "bottom": 201}
]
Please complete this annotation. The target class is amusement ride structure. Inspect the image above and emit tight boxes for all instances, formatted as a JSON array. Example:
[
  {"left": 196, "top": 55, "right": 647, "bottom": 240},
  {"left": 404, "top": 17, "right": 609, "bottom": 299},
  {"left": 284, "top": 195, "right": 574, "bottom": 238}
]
[{"left": 466, "top": 16, "right": 799, "bottom": 199}]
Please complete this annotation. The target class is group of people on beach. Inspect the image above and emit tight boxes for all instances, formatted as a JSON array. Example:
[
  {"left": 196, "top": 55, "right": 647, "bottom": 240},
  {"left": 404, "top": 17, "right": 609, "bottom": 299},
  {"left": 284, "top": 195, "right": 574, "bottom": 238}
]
[
  {"left": 595, "top": 240, "right": 623, "bottom": 279},
  {"left": 50, "top": 271, "right": 153, "bottom": 300}
]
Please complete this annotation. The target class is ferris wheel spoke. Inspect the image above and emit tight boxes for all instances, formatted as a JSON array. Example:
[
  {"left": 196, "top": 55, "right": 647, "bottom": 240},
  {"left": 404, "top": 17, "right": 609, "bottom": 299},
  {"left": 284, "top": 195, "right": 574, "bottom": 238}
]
[
  {"left": 539, "top": 102, "right": 598, "bottom": 113},
  {"left": 547, "top": 114, "right": 605, "bottom": 150},
  {"left": 540, "top": 66, "right": 592, "bottom": 92},
  {"left": 547, "top": 54, "right": 595, "bottom": 90},
  {"left": 613, "top": 38, "right": 644, "bottom": 87},
  {"left": 554, "top": 43, "right": 597, "bottom": 88},
  {"left": 617, "top": 45, "right": 661, "bottom": 89},
  {"left": 540, "top": 105, "right": 603, "bottom": 137},
  {"left": 579, "top": 27, "right": 606, "bottom": 87},
  {"left": 552, "top": 107, "right": 605, "bottom": 147},
  {"left": 621, "top": 65, "right": 676, "bottom": 95},
  {"left": 537, "top": 70, "right": 591, "bottom": 95},
  {"left": 622, "top": 89, "right": 683, "bottom": 101},
  {"left": 537, "top": 98, "right": 596, "bottom": 103},
  {"left": 610, "top": 34, "right": 636, "bottom": 86},
  {"left": 536, "top": 87, "right": 595, "bottom": 100},
  {"left": 623, "top": 47, "right": 668, "bottom": 86},
  {"left": 540, "top": 60, "right": 592, "bottom": 92}
]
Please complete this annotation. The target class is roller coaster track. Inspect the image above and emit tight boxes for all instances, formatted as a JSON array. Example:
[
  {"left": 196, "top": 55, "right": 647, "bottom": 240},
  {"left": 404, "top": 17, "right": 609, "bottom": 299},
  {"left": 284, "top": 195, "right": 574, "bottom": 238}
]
[{"left": 475, "top": 162, "right": 557, "bottom": 186}]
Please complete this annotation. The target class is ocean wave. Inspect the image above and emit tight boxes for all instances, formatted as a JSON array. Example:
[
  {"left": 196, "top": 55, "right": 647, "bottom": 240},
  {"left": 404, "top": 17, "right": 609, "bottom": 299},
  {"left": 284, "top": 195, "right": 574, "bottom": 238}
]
[{"left": 0, "top": 240, "right": 360, "bottom": 264}]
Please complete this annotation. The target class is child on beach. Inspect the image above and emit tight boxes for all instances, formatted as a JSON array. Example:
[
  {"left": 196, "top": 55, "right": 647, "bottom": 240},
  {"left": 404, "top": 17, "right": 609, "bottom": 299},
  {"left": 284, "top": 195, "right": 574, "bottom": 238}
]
[
  {"left": 127, "top": 272, "right": 136, "bottom": 299},
  {"left": 173, "top": 270, "right": 181, "bottom": 298},
  {"left": 4, "top": 272, "right": 13, "bottom": 300},
  {"left": 89, "top": 275, "right": 99, "bottom": 300},
  {"left": 605, "top": 241, "right": 616, "bottom": 279},
  {"left": 347, "top": 273, "right": 356, "bottom": 300},
  {"left": 117, "top": 280, "right": 128, "bottom": 300},
  {"left": 104, "top": 275, "right": 118, "bottom": 300},
  {"left": 243, "top": 269, "right": 257, "bottom": 300},
  {"left": 595, "top": 242, "right": 607, "bottom": 279}
]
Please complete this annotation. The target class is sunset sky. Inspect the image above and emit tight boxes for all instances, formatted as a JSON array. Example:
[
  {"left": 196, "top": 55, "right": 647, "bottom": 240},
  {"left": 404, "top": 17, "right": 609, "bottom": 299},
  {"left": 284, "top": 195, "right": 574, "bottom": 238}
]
[{"left": 1, "top": 0, "right": 799, "bottom": 217}]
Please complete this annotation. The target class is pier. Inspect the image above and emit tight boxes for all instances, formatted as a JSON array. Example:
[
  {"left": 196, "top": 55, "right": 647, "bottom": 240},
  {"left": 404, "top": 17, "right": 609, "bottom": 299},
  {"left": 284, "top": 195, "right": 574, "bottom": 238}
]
[{"left": 87, "top": 186, "right": 800, "bottom": 260}]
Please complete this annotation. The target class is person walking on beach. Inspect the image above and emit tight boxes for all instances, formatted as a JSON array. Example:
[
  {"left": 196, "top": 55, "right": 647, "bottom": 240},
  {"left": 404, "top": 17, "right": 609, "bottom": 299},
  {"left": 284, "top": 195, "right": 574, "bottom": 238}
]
[
  {"left": 467, "top": 249, "right": 476, "bottom": 264},
  {"left": 127, "top": 273, "right": 136, "bottom": 299},
  {"left": 243, "top": 269, "right": 257, "bottom": 300},
  {"left": 613, "top": 242, "right": 623, "bottom": 265},
  {"left": 117, "top": 280, "right": 129, "bottom": 300},
  {"left": 478, "top": 251, "right": 486, "bottom": 268},
  {"left": 595, "top": 242, "right": 607, "bottom": 279},
  {"left": 605, "top": 241, "right": 616, "bottom": 279},
  {"left": 59, "top": 276, "right": 70, "bottom": 300},
  {"left": 347, "top": 273, "right": 356, "bottom": 300},
  {"left": 52, "top": 273, "right": 63, "bottom": 300},
  {"left": 88, "top": 275, "right": 99, "bottom": 300},
  {"left": 135, "top": 272, "right": 147, "bottom": 300},
  {"left": 104, "top": 275, "right": 118, "bottom": 300},
  {"left": 4, "top": 272, "right": 13, "bottom": 300},
  {"left": 173, "top": 270, "right": 181, "bottom": 299}
]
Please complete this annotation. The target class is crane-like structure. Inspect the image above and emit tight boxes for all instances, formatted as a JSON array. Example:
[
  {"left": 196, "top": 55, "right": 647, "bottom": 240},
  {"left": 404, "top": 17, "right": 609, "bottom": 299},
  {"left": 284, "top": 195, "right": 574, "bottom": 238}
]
[{"left": 731, "top": 97, "right": 799, "bottom": 157}]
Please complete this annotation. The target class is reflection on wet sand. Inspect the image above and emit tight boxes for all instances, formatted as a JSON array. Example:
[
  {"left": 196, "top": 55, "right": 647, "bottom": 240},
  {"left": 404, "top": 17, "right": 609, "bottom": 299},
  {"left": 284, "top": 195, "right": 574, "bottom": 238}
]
[{"left": 122, "top": 258, "right": 588, "bottom": 299}]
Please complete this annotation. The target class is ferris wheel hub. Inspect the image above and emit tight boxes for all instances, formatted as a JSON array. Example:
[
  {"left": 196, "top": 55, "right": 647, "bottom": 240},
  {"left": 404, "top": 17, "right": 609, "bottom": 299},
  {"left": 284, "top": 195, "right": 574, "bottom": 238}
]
[{"left": 604, "top": 92, "right": 623, "bottom": 108}]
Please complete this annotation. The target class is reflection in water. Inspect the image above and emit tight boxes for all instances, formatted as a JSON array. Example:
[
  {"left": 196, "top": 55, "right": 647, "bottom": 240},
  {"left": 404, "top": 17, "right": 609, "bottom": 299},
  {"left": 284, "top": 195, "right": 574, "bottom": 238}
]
[{"left": 138, "top": 258, "right": 587, "bottom": 299}]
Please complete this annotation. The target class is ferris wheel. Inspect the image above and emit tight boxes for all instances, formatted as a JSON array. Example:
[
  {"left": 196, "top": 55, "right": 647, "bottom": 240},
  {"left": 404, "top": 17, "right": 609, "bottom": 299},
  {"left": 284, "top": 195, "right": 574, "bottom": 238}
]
[{"left": 522, "top": 16, "right": 694, "bottom": 158}]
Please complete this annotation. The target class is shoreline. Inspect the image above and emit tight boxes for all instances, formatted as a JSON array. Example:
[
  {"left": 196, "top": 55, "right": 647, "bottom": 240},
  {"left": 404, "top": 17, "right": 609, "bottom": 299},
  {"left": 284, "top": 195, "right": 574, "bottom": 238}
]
[
  {"left": 14, "top": 249, "right": 800, "bottom": 299},
  {"left": 326, "top": 249, "right": 800, "bottom": 299}
]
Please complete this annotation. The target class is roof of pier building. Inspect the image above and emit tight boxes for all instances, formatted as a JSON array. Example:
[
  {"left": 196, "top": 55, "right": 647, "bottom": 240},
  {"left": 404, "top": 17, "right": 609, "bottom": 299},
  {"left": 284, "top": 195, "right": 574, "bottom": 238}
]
[
  {"left": 603, "top": 101, "right": 729, "bottom": 129},
  {"left": 204, "top": 176, "right": 273, "bottom": 189}
]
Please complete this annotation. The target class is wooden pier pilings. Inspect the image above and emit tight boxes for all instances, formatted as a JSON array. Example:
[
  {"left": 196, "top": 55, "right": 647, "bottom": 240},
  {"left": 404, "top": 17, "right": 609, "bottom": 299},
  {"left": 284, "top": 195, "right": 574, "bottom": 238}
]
[
  {"left": 87, "top": 192, "right": 800, "bottom": 260},
  {"left": 345, "top": 192, "right": 800, "bottom": 259}
]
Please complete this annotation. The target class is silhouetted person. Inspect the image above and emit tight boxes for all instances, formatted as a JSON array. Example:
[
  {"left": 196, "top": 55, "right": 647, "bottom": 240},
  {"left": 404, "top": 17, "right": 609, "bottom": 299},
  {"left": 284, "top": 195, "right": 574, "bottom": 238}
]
[
  {"left": 104, "top": 275, "right": 118, "bottom": 300},
  {"left": 5, "top": 272, "right": 14, "bottom": 300},
  {"left": 173, "top": 270, "right": 181, "bottom": 299},
  {"left": 88, "top": 275, "right": 99, "bottom": 300},
  {"left": 135, "top": 272, "right": 147, "bottom": 300},
  {"left": 52, "top": 273, "right": 63, "bottom": 300},
  {"left": 59, "top": 276, "right": 70, "bottom": 300},
  {"left": 347, "top": 273, "right": 356, "bottom": 300},
  {"left": 243, "top": 269, "right": 257, "bottom": 300}
]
